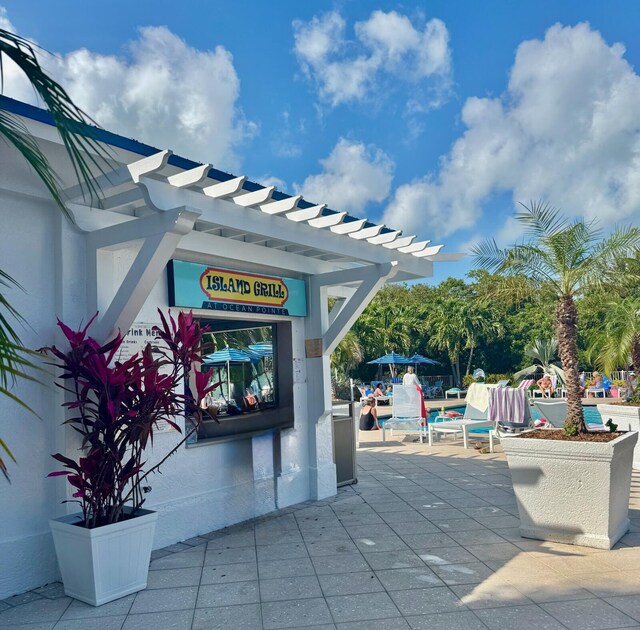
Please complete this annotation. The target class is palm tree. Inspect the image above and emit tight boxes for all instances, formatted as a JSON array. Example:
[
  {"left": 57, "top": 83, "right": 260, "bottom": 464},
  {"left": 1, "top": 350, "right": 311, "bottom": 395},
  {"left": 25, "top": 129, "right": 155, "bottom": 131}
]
[
  {"left": 473, "top": 202, "right": 640, "bottom": 434},
  {"left": 330, "top": 330, "right": 363, "bottom": 380},
  {"left": 0, "top": 28, "right": 109, "bottom": 478},
  {"left": 513, "top": 338, "right": 565, "bottom": 383},
  {"left": 597, "top": 297, "right": 640, "bottom": 375},
  {"left": 428, "top": 300, "right": 466, "bottom": 387}
]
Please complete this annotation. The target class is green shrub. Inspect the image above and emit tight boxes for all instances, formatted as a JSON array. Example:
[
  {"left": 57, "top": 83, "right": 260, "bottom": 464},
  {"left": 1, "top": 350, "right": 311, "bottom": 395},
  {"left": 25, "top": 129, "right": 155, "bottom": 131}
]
[
  {"left": 612, "top": 379, "right": 626, "bottom": 387},
  {"left": 463, "top": 374, "right": 476, "bottom": 388},
  {"left": 485, "top": 373, "right": 513, "bottom": 384}
]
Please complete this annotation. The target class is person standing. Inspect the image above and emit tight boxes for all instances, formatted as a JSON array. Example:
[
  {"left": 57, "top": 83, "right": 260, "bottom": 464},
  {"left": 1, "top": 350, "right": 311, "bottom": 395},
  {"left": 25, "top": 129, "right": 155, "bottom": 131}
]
[{"left": 403, "top": 367, "right": 426, "bottom": 421}]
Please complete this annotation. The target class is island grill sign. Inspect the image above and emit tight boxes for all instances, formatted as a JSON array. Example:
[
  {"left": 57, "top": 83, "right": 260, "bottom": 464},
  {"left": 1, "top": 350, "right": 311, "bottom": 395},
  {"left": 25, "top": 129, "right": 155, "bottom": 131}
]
[{"left": 168, "top": 260, "right": 307, "bottom": 317}]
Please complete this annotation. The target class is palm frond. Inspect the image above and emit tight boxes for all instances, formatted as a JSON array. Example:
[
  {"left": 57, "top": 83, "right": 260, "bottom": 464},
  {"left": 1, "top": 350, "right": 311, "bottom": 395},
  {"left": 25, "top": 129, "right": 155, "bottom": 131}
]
[
  {"left": 516, "top": 200, "right": 569, "bottom": 240},
  {"left": 0, "top": 28, "right": 112, "bottom": 209}
]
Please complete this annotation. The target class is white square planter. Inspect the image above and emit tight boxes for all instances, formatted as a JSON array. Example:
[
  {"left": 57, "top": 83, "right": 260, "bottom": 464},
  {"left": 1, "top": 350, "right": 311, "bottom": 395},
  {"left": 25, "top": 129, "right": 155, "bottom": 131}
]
[
  {"left": 502, "top": 431, "right": 637, "bottom": 549},
  {"left": 50, "top": 508, "right": 157, "bottom": 606},
  {"left": 598, "top": 404, "right": 640, "bottom": 470}
]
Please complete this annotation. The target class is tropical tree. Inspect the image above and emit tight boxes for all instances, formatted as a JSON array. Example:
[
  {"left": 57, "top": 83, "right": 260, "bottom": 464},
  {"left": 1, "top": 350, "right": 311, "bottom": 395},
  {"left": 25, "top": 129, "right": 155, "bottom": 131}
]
[
  {"left": 0, "top": 28, "right": 109, "bottom": 478},
  {"left": 473, "top": 202, "right": 640, "bottom": 434},
  {"left": 427, "top": 299, "right": 466, "bottom": 387},
  {"left": 330, "top": 330, "right": 363, "bottom": 380},
  {"left": 513, "top": 338, "right": 565, "bottom": 383},
  {"left": 597, "top": 297, "right": 640, "bottom": 375}
]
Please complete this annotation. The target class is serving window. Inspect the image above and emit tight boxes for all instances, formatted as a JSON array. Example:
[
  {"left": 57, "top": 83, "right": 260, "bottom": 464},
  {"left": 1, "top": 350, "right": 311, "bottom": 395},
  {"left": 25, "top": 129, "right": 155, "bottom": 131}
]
[{"left": 192, "top": 318, "right": 294, "bottom": 443}]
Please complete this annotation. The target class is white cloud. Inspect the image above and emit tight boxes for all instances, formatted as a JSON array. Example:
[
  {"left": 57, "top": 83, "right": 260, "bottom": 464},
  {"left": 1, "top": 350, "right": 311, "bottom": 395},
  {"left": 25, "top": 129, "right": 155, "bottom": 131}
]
[
  {"left": 383, "top": 22, "right": 640, "bottom": 239},
  {"left": 294, "top": 138, "right": 394, "bottom": 214},
  {"left": 0, "top": 7, "right": 14, "bottom": 32},
  {"left": 293, "top": 9, "right": 451, "bottom": 108},
  {"left": 254, "top": 175, "right": 288, "bottom": 192},
  {"left": 1, "top": 17, "right": 255, "bottom": 170}
]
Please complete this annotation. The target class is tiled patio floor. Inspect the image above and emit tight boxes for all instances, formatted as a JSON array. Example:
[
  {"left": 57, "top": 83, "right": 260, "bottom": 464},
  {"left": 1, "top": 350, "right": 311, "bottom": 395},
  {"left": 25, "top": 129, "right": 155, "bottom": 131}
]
[{"left": 4, "top": 436, "right": 640, "bottom": 629}]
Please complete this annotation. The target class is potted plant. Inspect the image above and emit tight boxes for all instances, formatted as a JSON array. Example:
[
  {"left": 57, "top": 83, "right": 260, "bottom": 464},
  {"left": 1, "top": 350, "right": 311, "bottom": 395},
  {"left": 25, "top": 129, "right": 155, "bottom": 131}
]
[
  {"left": 44, "top": 310, "right": 218, "bottom": 606},
  {"left": 474, "top": 202, "right": 640, "bottom": 549}
]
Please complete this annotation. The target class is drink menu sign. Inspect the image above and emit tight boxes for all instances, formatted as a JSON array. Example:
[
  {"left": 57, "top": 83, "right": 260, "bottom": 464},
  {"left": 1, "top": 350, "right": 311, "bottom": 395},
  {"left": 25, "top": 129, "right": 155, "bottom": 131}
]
[{"left": 168, "top": 260, "right": 307, "bottom": 317}]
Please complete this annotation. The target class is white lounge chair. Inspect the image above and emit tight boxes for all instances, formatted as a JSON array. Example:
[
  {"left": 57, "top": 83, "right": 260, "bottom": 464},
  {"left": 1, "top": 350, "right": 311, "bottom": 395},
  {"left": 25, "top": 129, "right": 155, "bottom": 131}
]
[
  {"left": 496, "top": 379, "right": 510, "bottom": 388},
  {"left": 428, "top": 383, "right": 494, "bottom": 449},
  {"left": 382, "top": 385, "right": 424, "bottom": 443}
]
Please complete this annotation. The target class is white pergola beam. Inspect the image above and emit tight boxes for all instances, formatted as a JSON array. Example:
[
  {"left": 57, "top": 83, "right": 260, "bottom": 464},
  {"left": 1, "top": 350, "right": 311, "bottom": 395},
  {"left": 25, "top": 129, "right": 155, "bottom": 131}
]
[
  {"left": 101, "top": 187, "right": 144, "bottom": 211},
  {"left": 308, "top": 212, "right": 346, "bottom": 228},
  {"left": 260, "top": 195, "right": 301, "bottom": 215},
  {"left": 330, "top": 219, "right": 366, "bottom": 234},
  {"left": 398, "top": 240, "right": 430, "bottom": 254},
  {"left": 202, "top": 176, "right": 246, "bottom": 199},
  {"left": 128, "top": 150, "right": 172, "bottom": 183},
  {"left": 383, "top": 235, "right": 415, "bottom": 249},
  {"left": 232, "top": 186, "right": 275, "bottom": 207},
  {"left": 286, "top": 204, "right": 325, "bottom": 222},
  {"left": 368, "top": 230, "right": 401, "bottom": 245},
  {"left": 349, "top": 224, "right": 384, "bottom": 240},
  {"left": 167, "top": 164, "right": 212, "bottom": 188},
  {"left": 413, "top": 244, "right": 444, "bottom": 258}
]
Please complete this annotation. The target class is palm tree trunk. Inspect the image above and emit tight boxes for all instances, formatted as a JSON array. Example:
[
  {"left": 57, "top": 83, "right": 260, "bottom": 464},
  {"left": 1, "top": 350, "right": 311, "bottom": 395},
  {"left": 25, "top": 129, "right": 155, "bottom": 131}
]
[
  {"left": 466, "top": 344, "right": 475, "bottom": 376},
  {"left": 632, "top": 334, "right": 640, "bottom": 373},
  {"left": 556, "top": 295, "right": 586, "bottom": 433}
]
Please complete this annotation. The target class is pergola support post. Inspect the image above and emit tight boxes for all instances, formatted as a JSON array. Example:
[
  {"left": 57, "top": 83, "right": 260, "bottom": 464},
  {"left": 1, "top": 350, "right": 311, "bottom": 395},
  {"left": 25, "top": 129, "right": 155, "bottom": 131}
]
[{"left": 304, "top": 262, "right": 399, "bottom": 499}]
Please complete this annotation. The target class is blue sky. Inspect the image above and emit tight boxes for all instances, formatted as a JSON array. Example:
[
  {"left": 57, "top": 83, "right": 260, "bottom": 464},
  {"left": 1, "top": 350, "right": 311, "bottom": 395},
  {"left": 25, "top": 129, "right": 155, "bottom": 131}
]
[{"left": 2, "top": 1, "right": 640, "bottom": 282}]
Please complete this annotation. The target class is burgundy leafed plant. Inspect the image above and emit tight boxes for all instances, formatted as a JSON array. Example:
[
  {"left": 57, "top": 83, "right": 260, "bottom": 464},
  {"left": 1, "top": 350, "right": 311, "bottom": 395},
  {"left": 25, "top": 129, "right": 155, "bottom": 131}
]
[{"left": 45, "top": 310, "right": 220, "bottom": 528}]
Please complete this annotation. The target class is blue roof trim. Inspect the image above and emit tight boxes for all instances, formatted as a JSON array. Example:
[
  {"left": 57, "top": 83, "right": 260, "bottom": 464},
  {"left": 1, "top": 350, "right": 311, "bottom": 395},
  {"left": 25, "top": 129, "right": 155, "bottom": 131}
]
[{"left": 0, "top": 95, "right": 397, "bottom": 239}]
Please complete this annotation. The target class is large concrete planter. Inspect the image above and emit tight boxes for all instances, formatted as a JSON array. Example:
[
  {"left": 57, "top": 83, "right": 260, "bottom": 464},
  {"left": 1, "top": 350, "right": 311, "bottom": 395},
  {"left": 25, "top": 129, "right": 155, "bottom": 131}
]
[
  {"left": 50, "top": 508, "right": 157, "bottom": 606},
  {"left": 598, "top": 404, "right": 640, "bottom": 470},
  {"left": 502, "top": 431, "right": 637, "bottom": 549}
]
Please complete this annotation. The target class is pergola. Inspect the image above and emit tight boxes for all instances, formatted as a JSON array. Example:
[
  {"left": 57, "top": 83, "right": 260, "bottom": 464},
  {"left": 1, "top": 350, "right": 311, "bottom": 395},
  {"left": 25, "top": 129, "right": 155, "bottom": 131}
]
[{"left": 3, "top": 94, "right": 462, "bottom": 498}]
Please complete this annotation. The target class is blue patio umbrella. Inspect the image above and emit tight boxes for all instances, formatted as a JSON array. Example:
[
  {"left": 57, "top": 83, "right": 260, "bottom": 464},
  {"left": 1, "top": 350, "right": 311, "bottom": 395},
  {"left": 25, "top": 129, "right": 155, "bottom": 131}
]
[
  {"left": 408, "top": 353, "right": 440, "bottom": 366},
  {"left": 203, "top": 347, "right": 255, "bottom": 401},
  {"left": 367, "top": 352, "right": 411, "bottom": 379},
  {"left": 248, "top": 342, "right": 273, "bottom": 357}
]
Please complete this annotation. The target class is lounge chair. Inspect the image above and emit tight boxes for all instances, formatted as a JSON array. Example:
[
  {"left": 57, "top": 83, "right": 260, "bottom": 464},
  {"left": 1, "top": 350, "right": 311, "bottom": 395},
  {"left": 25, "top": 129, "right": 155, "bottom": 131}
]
[
  {"left": 487, "top": 387, "right": 534, "bottom": 452},
  {"left": 382, "top": 385, "right": 424, "bottom": 443},
  {"left": 496, "top": 379, "right": 510, "bottom": 388},
  {"left": 428, "top": 383, "right": 494, "bottom": 449},
  {"left": 445, "top": 387, "right": 466, "bottom": 399},
  {"left": 430, "top": 380, "right": 444, "bottom": 398},
  {"left": 533, "top": 400, "right": 606, "bottom": 430}
]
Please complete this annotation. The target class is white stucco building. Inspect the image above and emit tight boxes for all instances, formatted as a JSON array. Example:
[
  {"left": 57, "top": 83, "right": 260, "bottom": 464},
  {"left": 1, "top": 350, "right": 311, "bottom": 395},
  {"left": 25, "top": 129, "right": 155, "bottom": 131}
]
[{"left": 0, "top": 95, "right": 459, "bottom": 599}]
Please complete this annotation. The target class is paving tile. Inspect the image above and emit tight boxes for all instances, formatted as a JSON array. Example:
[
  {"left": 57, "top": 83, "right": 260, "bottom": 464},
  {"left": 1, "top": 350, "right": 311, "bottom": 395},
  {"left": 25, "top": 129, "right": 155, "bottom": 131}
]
[
  {"left": 312, "top": 552, "right": 371, "bottom": 574},
  {"left": 380, "top": 511, "right": 427, "bottom": 524},
  {"left": 259, "top": 557, "right": 316, "bottom": 578},
  {"left": 399, "top": 533, "right": 457, "bottom": 550},
  {"left": 390, "top": 586, "right": 465, "bottom": 616},
  {"left": 197, "top": 580, "right": 260, "bottom": 607},
  {"left": 163, "top": 543, "right": 192, "bottom": 553},
  {"left": 0, "top": 597, "right": 71, "bottom": 626},
  {"left": 416, "top": 546, "right": 479, "bottom": 566},
  {"left": 2, "top": 591, "right": 43, "bottom": 606},
  {"left": 192, "top": 603, "right": 262, "bottom": 630},
  {"left": 205, "top": 546, "right": 257, "bottom": 565},
  {"left": 575, "top": 572, "right": 640, "bottom": 597},
  {"left": 306, "top": 540, "right": 361, "bottom": 556},
  {"left": 430, "top": 562, "right": 495, "bottom": 586},
  {"left": 257, "top": 543, "right": 309, "bottom": 562},
  {"left": 326, "top": 592, "right": 401, "bottom": 623},
  {"left": 606, "top": 595, "right": 640, "bottom": 622},
  {"left": 130, "top": 586, "right": 198, "bottom": 614},
  {"left": 262, "top": 597, "right": 333, "bottom": 629},
  {"left": 146, "top": 567, "right": 203, "bottom": 589},
  {"left": 463, "top": 542, "right": 522, "bottom": 562},
  {"left": 33, "top": 583, "right": 66, "bottom": 600},
  {"left": 205, "top": 531, "right": 256, "bottom": 548},
  {"left": 256, "top": 529, "right": 305, "bottom": 546},
  {"left": 542, "top": 598, "right": 638, "bottom": 629},
  {"left": 388, "top": 521, "right": 441, "bottom": 535},
  {"left": 474, "top": 604, "right": 568, "bottom": 630},
  {"left": 150, "top": 547, "right": 205, "bottom": 570},
  {"left": 260, "top": 575, "right": 323, "bottom": 602},
  {"left": 375, "top": 567, "right": 443, "bottom": 590},
  {"left": 301, "top": 526, "right": 352, "bottom": 541},
  {"left": 54, "top": 617, "right": 126, "bottom": 630},
  {"left": 61, "top": 594, "right": 135, "bottom": 619},
  {"left": 343, "top": 524, "right": 397, "bottom": 538},
  {"left": 201, "top": 561, "right": 258, "bottom": 584},
  {"left": 150, "top": 549, "right": 172, "bottom": 561},
  {"left": 0, "top": 605, "right": 7, "bottom": 614},
  {"left": 405, "top": 610, "right": 488, "bottom": 630},
  {"left": 540, "top": 554, "right": 617, "bottom": 575},
  {"left": 362, "top": 549, "right": 425, "bottom": 570},
  {"left": 451, "top": 583, "right": 533, "bottom": 609},
  {"left": 3, "top": 624, "right": 55, "bottom": 630},
  {"left": 122, "top": 610, "right": 194, "bottom": 630},
  {"left": 515, "top": 576, "right": 599, "bottom": 604},
  {"left": 318, "top": 571, "right": 384, "bottom": 596},
  {"left": 182, "top": 536, "right": 208, "bottom": 547},
  {"left": 335, "top": 620, "right": 409, "bottom": 630},
  {"left": 446, "top": 530, "right": 507, "bottom": 546},
  {"left": 431, "top": 518, "right": 487, "bottom": 533},
  {"left": 353, "top": 536, "right": 408, "bottom": 553}
]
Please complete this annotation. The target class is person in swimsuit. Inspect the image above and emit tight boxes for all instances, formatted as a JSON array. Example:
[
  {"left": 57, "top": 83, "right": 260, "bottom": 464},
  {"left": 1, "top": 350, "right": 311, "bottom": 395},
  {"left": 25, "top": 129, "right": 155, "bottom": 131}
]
[{"left": 359, "top": 397, "right": 380, "bottom": 431}]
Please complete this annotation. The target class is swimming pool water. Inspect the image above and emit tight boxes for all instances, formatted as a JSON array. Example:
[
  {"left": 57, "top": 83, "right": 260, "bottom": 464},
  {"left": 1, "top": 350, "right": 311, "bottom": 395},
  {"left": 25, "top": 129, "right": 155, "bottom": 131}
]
[
  {"left": 379, "top": 404, "right": 602, "bottom": 426},
  {"left": 424, "top": 404, "right": 602, "bottom": 424}
]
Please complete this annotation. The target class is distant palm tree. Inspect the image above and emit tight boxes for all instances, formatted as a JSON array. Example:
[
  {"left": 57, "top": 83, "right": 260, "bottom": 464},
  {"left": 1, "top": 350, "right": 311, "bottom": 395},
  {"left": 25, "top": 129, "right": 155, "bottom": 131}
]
[
  {"left": 0, "top": 28, "right": 109, "bottom": 479},
  {"left": 473, "top": 202, "right": 640, "bottom": 434},
  {"left": 513, "top": 338, "right": 565, "bottom": 383},
  {"left": 597, "top": 297, "right": 640, "bottom": 375},
  {"left": 428, "top": 300, "right": 466, "bottom": 387},
  {"left": 330, "top": 330, "right": 363, "bottom": 380}
]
